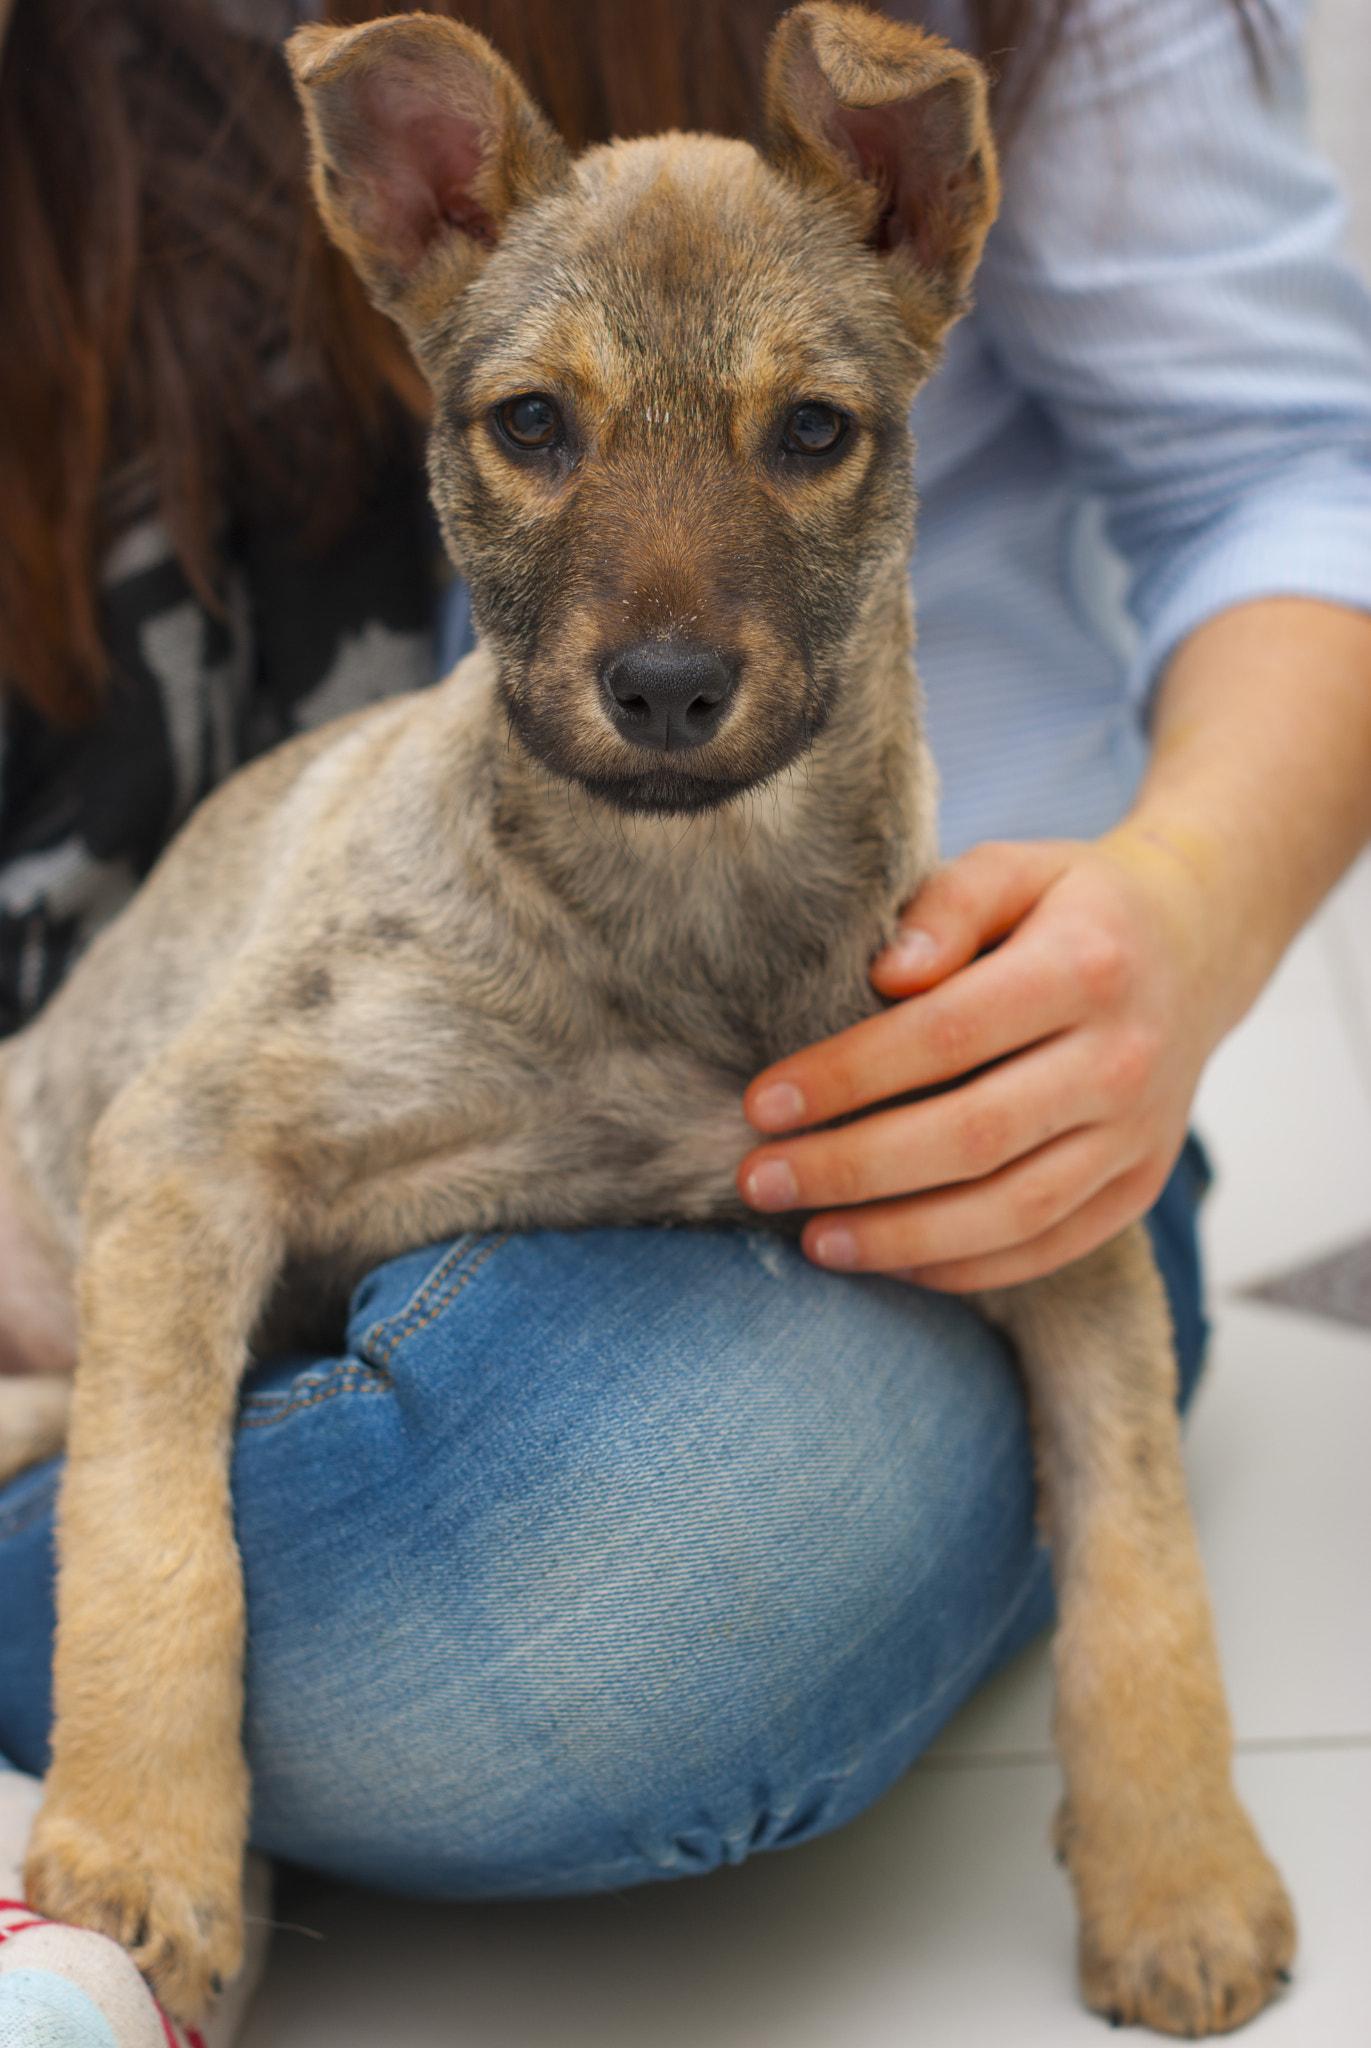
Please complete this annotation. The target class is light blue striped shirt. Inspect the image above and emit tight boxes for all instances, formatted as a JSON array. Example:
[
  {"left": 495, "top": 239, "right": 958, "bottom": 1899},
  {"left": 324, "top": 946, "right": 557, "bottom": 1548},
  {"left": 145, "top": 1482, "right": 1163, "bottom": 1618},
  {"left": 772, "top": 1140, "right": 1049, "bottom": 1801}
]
[
  {"left": 439, "top": 0, "right": 1371, "bottom": 857},
  {"left": 910, "top": 0, "right": 1371, "bottom": 853}
]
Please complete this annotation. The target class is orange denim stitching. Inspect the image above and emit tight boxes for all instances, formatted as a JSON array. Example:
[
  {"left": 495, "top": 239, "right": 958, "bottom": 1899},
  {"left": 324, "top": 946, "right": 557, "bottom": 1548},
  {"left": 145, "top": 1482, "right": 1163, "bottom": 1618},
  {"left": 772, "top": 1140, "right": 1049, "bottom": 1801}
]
[
  {"left": 238, "top": 1366, "right": 389, "bottom": 1429},
  {"left": 234, "top": 1236, "right": 510, "bottom": 1427},
  {"left": 364, "top": 1235, "right": 475, "bottom": 1353},
  {"left": 369, "top": 1235, "right": 509, "bottom": 1368}
]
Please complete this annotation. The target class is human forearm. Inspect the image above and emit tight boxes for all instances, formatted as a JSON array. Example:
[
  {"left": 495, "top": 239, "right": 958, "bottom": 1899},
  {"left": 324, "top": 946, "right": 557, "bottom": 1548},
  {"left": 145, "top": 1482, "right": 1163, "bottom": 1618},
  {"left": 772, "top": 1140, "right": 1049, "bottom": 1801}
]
[{"left": 1106, "top": 596, "right": 1371, "bottom": 1037}]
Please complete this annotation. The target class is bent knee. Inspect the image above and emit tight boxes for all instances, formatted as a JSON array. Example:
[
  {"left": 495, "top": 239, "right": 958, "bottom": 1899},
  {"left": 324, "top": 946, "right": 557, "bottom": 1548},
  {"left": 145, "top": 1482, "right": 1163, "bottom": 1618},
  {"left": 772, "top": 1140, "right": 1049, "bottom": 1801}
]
[{"left": 243, "top": 1230, "right": 1043, "bottom": 1893}]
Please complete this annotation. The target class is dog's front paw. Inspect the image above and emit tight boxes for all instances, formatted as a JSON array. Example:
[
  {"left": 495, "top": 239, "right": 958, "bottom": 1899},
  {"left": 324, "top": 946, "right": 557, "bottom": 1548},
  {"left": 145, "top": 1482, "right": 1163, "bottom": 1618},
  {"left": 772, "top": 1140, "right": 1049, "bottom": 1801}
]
[
  {"left": 24, "top": 1795, "right": 245, "bottom": 2023},
  {"left": 1058, "top": 1799, "right": 1296, "bottom": 2036}
]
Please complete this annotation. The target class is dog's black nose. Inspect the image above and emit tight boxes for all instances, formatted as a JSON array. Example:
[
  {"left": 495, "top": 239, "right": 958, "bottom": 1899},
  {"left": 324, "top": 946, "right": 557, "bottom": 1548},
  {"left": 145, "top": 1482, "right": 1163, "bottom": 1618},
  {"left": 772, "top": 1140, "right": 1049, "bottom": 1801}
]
[{"left": 601, "top": 642, "right": 736, "bottom": 751}]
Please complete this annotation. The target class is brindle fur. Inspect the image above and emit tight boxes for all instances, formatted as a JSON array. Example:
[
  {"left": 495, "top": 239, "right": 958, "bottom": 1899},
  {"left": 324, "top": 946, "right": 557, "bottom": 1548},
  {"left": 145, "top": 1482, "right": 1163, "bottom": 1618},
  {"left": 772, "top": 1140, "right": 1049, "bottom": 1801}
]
[{"left": 0, "top": 6, "right": 1293, "bottom": 2032}]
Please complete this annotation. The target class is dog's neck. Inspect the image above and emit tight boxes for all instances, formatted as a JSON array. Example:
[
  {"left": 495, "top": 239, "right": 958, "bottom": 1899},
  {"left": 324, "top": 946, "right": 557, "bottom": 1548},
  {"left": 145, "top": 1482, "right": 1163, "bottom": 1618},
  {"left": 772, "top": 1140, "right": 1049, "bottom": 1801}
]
[{"left": 466, "top": 561, "right": 937, "bottom": 1066}]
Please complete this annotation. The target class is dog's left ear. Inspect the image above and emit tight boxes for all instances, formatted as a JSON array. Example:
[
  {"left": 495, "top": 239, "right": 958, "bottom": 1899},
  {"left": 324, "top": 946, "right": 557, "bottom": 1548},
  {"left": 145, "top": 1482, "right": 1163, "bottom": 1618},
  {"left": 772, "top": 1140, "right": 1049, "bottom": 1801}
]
[
  {"left": 287, "top": 14, "right": 571, "bottom": 345},
  {"left": 764, "top": 3, "right": 999, "bottom": 342}
]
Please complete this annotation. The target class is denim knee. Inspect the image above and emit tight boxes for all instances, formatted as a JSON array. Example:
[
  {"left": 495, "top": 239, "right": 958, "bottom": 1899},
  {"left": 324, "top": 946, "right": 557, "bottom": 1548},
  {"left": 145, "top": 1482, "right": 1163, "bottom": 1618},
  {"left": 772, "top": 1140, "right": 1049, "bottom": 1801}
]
[{"left": 232, "top": 1228, "right": 1050, "bottom": 1896}]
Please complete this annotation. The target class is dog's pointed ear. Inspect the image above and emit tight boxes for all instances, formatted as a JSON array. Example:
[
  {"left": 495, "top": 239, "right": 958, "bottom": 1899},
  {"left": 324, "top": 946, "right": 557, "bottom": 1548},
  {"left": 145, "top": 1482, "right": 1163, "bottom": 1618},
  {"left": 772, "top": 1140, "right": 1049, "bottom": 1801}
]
[
  {"left": 763, "top": 3, "right": 999, "bottom": 341},
  {"left": 287, "top": 14, "right": 571, "bottom": 340}
]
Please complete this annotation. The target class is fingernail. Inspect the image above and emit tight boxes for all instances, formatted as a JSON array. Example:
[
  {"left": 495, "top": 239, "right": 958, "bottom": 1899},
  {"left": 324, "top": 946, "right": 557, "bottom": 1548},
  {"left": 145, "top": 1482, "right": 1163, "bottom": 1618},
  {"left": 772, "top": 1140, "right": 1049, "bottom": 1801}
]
[
  {"left": 886, "top": 926, "right": 938, "bottom": 972},
  {"left": 750, "top": 1080, "right": 806, "bottom": 1130},
  {"left": 810, "top": 1225, "right": 858, "bottom": 1269},
  {"left": 743, "top": 1158, "right": 799, "bottom": 1210}
]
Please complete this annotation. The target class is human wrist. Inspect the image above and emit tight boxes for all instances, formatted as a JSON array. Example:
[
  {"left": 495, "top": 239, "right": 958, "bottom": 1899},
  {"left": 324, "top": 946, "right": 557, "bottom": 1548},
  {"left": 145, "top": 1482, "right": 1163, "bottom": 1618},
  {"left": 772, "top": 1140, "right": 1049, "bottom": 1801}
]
[
  {"left": 1095, "top": 808, "right": 1269, "bottom": 1045},
  {"left": 1108, "top": 598, "right": 1371, "bottom": 1039}
]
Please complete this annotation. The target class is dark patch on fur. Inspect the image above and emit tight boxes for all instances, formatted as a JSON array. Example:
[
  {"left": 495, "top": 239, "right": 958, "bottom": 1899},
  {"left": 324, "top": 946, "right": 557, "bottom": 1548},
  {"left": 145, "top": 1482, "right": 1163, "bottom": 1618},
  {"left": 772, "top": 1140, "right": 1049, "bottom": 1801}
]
[
  {"left": 576, "top": 1117, "right": 668, "bottom": 1177},
  {"left": 367, "top": 912, "right": 416, "bottom": 948},
  {"left": 290, "top": 965, "right": 334, "bottom": 1012}
]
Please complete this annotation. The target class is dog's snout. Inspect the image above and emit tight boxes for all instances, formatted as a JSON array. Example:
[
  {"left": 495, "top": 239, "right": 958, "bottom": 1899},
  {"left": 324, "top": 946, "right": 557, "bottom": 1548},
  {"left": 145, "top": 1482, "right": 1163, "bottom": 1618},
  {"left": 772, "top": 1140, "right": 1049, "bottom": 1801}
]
[{"left": 601, "top": 642, "right": 737, "bottom": 752}]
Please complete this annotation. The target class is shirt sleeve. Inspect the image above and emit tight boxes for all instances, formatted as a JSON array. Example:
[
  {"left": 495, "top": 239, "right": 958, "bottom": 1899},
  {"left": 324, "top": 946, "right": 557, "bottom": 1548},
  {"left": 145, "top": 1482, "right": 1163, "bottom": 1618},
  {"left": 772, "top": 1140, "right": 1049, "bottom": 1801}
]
[{"left": 971, "top": 0, "right": 1371, "bottom": 706}]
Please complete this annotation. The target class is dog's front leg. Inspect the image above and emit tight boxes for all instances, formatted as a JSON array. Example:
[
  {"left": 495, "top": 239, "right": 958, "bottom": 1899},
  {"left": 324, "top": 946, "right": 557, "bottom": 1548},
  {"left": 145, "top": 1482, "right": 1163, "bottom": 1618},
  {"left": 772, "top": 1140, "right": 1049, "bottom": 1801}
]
[
  {"left": 24, "top": 1130, "right": 282, "bottom": 2025},
  {"left": 981, "top": 1225, "right": 1295, "bottom": 2037}
]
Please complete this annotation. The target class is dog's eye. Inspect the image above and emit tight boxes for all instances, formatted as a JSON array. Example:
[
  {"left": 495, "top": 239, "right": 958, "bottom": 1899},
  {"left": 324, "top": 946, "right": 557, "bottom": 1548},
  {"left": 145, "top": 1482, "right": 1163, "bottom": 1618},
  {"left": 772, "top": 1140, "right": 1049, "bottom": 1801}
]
[
  {"left": 496, "top": 394, "right": 562, "bottom": 450},
  {"left": 783, "top": 403, "right": 847, "bottom": 456}
]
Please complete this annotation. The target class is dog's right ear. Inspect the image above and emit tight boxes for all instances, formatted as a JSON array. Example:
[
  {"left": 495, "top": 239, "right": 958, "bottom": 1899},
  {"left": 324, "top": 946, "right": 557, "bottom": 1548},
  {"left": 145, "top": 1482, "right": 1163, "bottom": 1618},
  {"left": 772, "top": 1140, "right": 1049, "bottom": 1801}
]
[{"left": 287, "top": 14, "right": 571, "bottom": 340}]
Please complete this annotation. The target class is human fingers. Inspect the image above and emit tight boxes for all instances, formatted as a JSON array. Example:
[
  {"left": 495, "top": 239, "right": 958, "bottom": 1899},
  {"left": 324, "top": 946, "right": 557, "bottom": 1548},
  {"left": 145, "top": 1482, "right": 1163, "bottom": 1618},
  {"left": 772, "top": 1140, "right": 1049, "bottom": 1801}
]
[
  {"left": 797, "top": 1132, "right": 1172, "bottom": 1289},
  {"left": 869, "top": 839, "right": 1079, "bottom": 998},
  {"left": 740, "top": 1030, "right": 1103, "bottom": 1215},
  {"left": 744, "top": 898, "right": 1109, "bottom": 1140},
  {"left": 877, "top": 1157, "right": 1175, "bottom": 1293}
]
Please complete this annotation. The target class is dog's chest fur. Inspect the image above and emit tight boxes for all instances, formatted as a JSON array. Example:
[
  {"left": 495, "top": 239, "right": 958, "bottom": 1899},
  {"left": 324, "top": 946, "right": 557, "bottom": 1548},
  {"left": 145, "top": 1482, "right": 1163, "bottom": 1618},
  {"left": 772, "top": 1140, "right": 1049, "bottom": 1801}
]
[{"left": 1, "top": 630, "right": 934, "bottom": 1288}]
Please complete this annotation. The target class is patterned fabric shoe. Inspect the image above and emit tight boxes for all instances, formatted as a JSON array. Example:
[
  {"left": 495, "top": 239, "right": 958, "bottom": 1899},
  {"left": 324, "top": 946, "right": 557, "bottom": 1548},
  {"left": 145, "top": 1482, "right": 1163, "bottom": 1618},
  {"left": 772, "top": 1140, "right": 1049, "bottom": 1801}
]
[{"left": 0, "top": 1771, "right": 270, "bottom": 2048}]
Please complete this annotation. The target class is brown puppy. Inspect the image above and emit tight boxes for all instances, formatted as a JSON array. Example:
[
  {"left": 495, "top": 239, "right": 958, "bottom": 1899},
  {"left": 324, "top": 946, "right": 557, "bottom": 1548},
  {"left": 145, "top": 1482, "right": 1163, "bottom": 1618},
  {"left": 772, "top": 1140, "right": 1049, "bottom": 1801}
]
[{"left": 0, "top": 5, "right": 1294, "bottom": 2033}]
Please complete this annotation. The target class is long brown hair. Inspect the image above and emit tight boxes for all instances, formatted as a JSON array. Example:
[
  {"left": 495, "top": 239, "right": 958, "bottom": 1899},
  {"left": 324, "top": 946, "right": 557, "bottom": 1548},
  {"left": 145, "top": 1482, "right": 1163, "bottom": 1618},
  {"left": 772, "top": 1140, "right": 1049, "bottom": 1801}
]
[
  {"left": 0, "top": 0, "right": 1273, "bottom": 726},
  {"left": 334, "top": 1, "right": 1046, "bottom": 152},
  {"left": 0, "top": 0, "right": 421, "bottom": 725},
  {"left": 358, "top": 2, "right": 1274, "bottom": 152}
]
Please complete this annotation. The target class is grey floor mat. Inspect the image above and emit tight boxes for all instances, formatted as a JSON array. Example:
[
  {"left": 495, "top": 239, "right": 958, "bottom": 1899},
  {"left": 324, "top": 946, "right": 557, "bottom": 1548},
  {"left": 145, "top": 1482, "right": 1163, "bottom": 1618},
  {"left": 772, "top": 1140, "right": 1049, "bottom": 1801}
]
[{"left": 1242, "top": 1235, "right": 1371, "bottom": 1332}]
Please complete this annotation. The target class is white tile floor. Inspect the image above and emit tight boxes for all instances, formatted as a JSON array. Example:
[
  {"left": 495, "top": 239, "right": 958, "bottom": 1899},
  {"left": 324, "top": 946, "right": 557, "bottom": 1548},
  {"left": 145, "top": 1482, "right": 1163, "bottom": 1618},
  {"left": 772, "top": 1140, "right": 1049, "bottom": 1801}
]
[
  {"left": 233, "top": 854, "right": 1371, "bottom": 2047},
  {"left": 235, "top": 11, "right": 1371, "bottom": 2036}
]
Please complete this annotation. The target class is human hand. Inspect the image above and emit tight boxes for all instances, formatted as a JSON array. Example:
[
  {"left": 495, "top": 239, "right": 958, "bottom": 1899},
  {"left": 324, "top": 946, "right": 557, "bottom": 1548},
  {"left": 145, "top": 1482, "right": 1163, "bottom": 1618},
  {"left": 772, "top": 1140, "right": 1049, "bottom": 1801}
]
[{"left": 737, "top": 831, "right": 1235, "bottom": 1291}]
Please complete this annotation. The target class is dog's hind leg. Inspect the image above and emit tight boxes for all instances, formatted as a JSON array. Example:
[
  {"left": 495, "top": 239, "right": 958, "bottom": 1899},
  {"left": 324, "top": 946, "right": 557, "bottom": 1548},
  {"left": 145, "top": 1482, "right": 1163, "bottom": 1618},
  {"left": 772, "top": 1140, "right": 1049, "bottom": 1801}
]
[
  {"left": 0, "top": 1374, "right": 71, "bottom": 1484},
  {"left": 981, "top": 1224, "right": 1295, "bottom": 2037}
]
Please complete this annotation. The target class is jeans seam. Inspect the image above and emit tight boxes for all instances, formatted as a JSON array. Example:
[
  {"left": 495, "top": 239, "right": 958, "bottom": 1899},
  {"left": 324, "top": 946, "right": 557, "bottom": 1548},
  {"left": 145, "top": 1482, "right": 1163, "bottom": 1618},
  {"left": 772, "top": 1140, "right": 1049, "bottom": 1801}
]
[
  {"left": 363, "top": 1234, "right": 509, "bottom": 1369},
  {"left": 238, "top": 1365, "right": 393, "bottom": 1430},
  {"left": 360, "top": 1235, "right": 474, "bottom": 1358},
  {"left": 235, "top": 1234, "right": 509, "bottom": 1431}
]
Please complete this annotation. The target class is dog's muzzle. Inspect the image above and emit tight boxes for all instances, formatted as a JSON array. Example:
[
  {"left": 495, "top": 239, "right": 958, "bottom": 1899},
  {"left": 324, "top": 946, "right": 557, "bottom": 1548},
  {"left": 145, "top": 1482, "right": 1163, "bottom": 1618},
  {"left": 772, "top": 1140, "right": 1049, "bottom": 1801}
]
[{"left": 600, "top": 641, "right": 737, "bottom": 752}]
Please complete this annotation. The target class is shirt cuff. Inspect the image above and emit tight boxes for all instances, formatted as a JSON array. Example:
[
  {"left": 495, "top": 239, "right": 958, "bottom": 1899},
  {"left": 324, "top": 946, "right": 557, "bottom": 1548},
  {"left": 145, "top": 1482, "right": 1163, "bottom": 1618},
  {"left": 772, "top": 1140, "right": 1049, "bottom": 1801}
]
[{"left": 1125, "top": 455, "right": 1371, "bottom": 711}]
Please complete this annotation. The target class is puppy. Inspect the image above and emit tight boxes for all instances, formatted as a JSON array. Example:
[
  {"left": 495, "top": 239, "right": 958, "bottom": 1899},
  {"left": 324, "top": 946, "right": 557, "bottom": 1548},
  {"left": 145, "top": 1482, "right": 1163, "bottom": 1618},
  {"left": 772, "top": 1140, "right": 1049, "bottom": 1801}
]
[{"left": 0, "top": 5, "right": 1294, "bottom": 2033}]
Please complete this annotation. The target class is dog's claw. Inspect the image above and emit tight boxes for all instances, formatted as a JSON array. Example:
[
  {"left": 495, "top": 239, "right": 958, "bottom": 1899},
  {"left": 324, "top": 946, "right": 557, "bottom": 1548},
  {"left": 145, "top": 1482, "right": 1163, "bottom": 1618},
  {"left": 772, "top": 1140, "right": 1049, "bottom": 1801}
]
[
  {"left": 1063, "top": 1796, "right": 1296, "bottom": 2038},
  {"left": 24, "top": 1797, "right": 244, "bottom": 2024}
]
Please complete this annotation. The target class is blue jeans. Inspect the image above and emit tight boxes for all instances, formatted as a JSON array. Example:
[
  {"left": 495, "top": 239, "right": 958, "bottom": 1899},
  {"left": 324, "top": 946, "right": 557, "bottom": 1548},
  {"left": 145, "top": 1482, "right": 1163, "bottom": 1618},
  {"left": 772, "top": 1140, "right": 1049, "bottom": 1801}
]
[{"left": 0, "top": 1139, "right": 1209, "bottom": 1898}]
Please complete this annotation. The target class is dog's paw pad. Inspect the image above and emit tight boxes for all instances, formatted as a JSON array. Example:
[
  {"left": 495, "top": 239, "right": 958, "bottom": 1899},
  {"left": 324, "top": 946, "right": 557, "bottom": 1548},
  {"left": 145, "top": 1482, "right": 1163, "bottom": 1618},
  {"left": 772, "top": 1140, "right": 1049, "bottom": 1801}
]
[
  {"left": 1057, "top": 1789, "right": 1297, "bottom": 2038},
  {"left": 1078, "top": 1868, "right": 1296, "bottom": 2037},
  {"left": 24, "top": 1806, "right": 243, "bottom": 2024}
]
